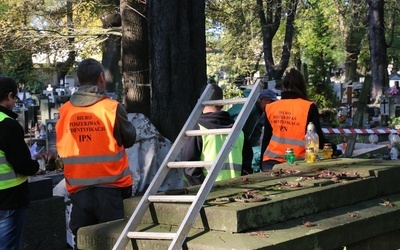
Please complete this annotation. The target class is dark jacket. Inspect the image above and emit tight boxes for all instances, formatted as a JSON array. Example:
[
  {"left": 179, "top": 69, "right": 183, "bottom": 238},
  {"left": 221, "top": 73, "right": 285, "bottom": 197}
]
[
  {"left": 228, "top": 90, "right": 264, "bottom": 147},
  {"left": 182, "top": 111, "right": 253, "bottom": 186},
  {"left": 0, "top": 106, "right": 39, "bottom": 209},
  {"left": 261, "top": 91, "right": 337, "bottom": 165}
]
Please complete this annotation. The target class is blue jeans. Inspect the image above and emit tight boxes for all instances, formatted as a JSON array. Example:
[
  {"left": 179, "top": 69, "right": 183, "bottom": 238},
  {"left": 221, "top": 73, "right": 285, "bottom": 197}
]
[{"left": 0, "top": 208, "right": 27, "bottom": 250}]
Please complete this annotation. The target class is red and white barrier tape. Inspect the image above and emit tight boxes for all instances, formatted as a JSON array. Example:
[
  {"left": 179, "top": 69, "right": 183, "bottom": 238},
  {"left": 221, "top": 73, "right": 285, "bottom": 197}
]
[{"left": 322, "top": 128, "right": 400, "bottom": 134}]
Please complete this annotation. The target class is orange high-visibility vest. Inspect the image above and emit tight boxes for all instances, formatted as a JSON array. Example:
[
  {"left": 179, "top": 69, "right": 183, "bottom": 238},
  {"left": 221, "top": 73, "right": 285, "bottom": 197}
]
[
  {"left": 263, "top": 98, "right": 312, "bottom": 163},
  {"left": 56, "top": 98, "right": 132, "bottom": 194}
]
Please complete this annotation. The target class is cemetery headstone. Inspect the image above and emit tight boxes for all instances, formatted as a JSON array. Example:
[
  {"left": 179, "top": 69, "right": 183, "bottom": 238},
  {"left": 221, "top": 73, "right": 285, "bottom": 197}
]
[{"left": 46, "top": 119, "right": 58, "bottom": 154}]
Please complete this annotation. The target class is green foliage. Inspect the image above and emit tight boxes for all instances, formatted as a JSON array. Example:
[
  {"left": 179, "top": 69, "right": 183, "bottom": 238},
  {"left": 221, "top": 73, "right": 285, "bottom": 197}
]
[
  {"left": 206, "top": 1, "right": 263, "bottom": 81},
  {"left": 388, "top": 116, "right": 400, "bottom": 129},
  {"left": 0, "top": 0, "right": 106, "bottom": 59},
  {"left": 0, "top": 51, "right": 44, "bottom": 93},
  {"left": 220, "top": 83, "right": 243, "bottom": 100},
  {"left": 386, "top": 0, "right": 400, "bottom": 67},
  {"left": 0, "top": 0, "right": 108, "bottom": 92},
  {"left": 297, "top": 0, "right": 341, "bottom": 109},
  {"left": 0, "top": 50, "right": 52, "bottom": 93}
]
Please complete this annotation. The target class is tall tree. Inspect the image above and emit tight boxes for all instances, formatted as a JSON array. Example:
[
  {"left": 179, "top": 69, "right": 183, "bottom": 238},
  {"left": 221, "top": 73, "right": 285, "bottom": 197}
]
[
  {"left": 257, "top": 0, "right": 299, "bottom": 84},
  {"left": 56, "top": 0, "right": 76, "bottom": 86},
  {"left": 205, "top": 1, "right": 263, "bottom": 82},
  {"left": 0, "top": 0, "right": 108, "bottom": 90},
  {"left": 385, "top": 0, "right": 400, "bottom": 69},
  {"left": 335, "top": 0, "right": 368, "bottom": 83},
  {"left": 120, "top": 0, "right": 150, "bottom": 117},
  {"left": 147, "top": 0, "right": 206, "bottom": 141},
  {"left": 298, "top": 0, "right": 339, "bottom": 108},
  {"left": 367, "top": 0, "right": 388, "bottom": 101},
  {"left": 101, "top": 0, "right": 122, "bottom": 94},
  {"left": 0, "top": 1, "right": 38, "bottom": 85}
]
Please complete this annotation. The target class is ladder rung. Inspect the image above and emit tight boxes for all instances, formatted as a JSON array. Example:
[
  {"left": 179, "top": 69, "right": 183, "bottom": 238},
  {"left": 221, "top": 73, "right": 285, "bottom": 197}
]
[
  {"left": 127, "top": 232, "right": 176, "bottom": 240},
  {"left": 186, "top": 128, "right": 231, "bottom": 136},
  {"left": 167, "top": 161, "right": 213, "bottom": 168},
  {"left": 148, "top": 195, "right": 196, "bottom": 203},
  {"left": 202, "top": 98, "right": 247, "bottom": 106}
]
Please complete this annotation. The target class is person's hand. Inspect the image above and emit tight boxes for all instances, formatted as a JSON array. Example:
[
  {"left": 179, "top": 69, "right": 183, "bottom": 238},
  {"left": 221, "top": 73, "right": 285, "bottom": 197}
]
[{"left": 29, "top": 142, "right": 43, "bottom": 159}]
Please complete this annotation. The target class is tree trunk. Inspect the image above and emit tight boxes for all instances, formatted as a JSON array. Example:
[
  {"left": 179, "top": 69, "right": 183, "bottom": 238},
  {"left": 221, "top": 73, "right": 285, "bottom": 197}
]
[
  {"left": 257, "top": 0, "right": 299, "bottom": 85},
  {"left": 101, "top": 0, "right": 122, "bottom": 95},
  {"left": 56, "top": 0, "right": 75, "bottom": 85},
  {"left": 335, "top": 0, "right": 368, "bottom": 83},
  {"left": 120, "top": 0, "right": 150, "bottom": 116},
  {"left": 367, "top": 0, "right": 388, "bottom": 101},
  {"left": 147, "top": 0, "right": 206, "bottom": 141}
]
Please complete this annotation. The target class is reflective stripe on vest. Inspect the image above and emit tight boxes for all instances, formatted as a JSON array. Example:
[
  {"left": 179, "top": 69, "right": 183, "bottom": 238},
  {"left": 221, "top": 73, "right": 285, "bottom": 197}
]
[
  {"left": 263, "top": 99, "right": 312, "bottom": 163},
  {"left": 199, "top": 125, "right": 243, "bottom": 181},
  {"left": 0, "top": 112, "right": 28, "bottom": 189},
  {"left": 66, "top": 167, "right": 131, "bottom": 186},
  {"left": 270, "top": 134, "right": 305, "bottom": 146},
  {"left": 0, "top": 155, "right": 17, "bottom": 181},
  {"left": 57, "top": 99, "right": 132, "bottom": 194},
  {"left": 61, "top": 150, "right": 125, "bottom": 165}
]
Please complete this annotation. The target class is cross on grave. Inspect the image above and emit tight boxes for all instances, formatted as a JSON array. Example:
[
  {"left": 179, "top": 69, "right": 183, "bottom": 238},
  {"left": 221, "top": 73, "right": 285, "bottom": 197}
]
[
  {"left": 380, "top": 98, "right": 388, "bottom": 114},
  {"left": 335, "top": 86, "right": 359, "bottom": 117}
]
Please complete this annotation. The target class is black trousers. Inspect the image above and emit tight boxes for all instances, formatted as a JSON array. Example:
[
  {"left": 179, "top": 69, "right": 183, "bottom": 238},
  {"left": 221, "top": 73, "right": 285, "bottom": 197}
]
[{"left": 70, "top": 187, "right": 126, "bottom": 249}]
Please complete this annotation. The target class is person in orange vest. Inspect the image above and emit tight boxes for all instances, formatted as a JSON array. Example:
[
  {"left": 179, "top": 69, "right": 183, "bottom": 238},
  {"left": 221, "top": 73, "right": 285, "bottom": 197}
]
[
  {"left": 56, "top": 58, "right": 136, "bottom": 249},
  {"left": 0, "top": 76, "right": 39, "bottom": 250},
  {"left": 260, "top": 68, "right": 336, "bottom": 171}
]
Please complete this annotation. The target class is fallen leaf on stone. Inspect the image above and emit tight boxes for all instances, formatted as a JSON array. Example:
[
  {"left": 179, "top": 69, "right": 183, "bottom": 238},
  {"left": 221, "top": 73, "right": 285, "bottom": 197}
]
[
  {"left": 379, "top": 200, "right": 395, "bottom": 207},
  {"left": 249, "top": 232, "right": 269, "bottom": 237},
  {"left": 296, "top": 176, "right": 315, "bottom": 181},
  {"left": 331, "top": 177, "right": 340, "bottom": 183},
  {"left": 303, "top": 221, "right": 316, "bottom": 227},
  {"left": 348, "top": 212, "right": 358, "bottom": 218},
  {"left": 290, "top": 182, "right": 301, "bottom": 187}
]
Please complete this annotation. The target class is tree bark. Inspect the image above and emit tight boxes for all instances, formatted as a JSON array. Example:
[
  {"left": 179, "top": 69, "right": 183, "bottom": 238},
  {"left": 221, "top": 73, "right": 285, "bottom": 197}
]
[
  {"left": 335, "top": 0, "right": 368, "bottom": 83},
  {"left": 101, "top": 0, "right": 122, "bottom": 95},
  {"left": 56, "top": 0, "right": 75, "bottom": 85},
  {"left": 120, "top": 0, "right": 150, "bottom": 116},
  {"left": 367, "top": 0, "right": 388, "bottom": 101},
  {"left": 147, "top": 0, "right": 206, "bottom": 141}
]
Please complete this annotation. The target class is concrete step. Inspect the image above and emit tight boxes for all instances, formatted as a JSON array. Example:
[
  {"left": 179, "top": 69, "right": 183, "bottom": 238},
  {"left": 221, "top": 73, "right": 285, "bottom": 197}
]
[
  {"left": 121, "top": 177, "right": 378, "bottom": 233},
  {"left": 78, "top": 193, "right": 400, "bottom": 250},
  {"left": 77, "top": 158, "right": 400, "bottom": 249}
]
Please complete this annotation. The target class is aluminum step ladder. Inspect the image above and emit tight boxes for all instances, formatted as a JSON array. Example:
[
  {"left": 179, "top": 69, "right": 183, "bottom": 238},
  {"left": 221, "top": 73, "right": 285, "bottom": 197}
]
[{"left": 113, "top": 80, "right": 262, "bottom": 250}]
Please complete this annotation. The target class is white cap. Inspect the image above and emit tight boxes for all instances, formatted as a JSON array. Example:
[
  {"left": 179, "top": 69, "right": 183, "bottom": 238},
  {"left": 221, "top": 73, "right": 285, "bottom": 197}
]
[{"left": 307, "top": 122, "right": 315, "bottom": 132}]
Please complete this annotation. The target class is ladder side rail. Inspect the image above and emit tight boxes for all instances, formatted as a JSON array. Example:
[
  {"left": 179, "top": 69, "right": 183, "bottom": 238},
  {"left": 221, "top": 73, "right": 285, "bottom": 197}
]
[
  {"left": 168, "top": 80, "right": 262, "bottom": 250},
  {"left": 113, "top": 84, "right": 215, "bottom": 250},
  {"left": 202, "top": 98, "right": 247, "bottom": 106}
]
